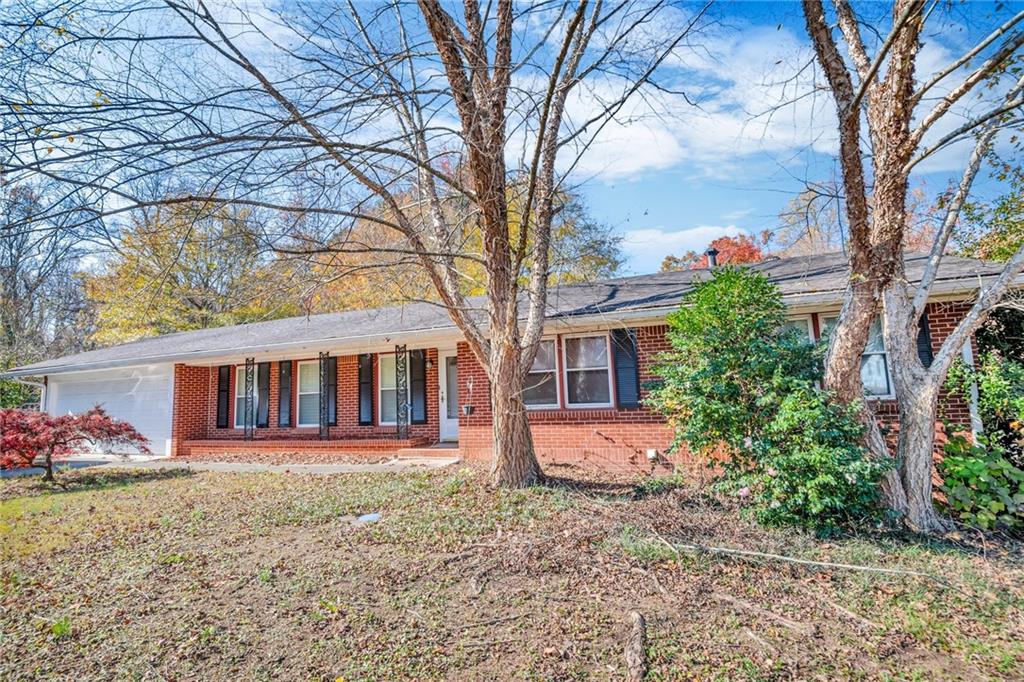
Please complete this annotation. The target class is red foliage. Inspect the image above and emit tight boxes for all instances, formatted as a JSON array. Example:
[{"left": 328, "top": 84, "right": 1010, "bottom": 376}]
[
  {"left": 691, "top": 234, "right": 765, "bottom": 268},
  {"left": 0, "top": 407, "right": 150, "bottom": 473}
]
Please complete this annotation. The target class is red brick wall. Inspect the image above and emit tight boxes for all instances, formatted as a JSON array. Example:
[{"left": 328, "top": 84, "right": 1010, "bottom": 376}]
[
  {"left": 458, "top": 311, "right": 979, "bottom": 470},
  {"left": 170, "top": 306, "right": 980, "bottom": 467},
  {"left": 171, "top": 350, "right": 439, "bottom": 455},
  {"left": 457, "top": 326, "right": 676, "bottom": 471},
  {"left": 170, "top": 364, "right": 210, "bottom": 456}
]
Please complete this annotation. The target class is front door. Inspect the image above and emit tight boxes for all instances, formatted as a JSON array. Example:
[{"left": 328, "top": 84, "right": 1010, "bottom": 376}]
[{"left": 438, "top": 351, "right": 460, "bottom": 441}]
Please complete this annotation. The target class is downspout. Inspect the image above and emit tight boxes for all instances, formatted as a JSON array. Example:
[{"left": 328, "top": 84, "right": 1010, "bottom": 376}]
[{"left": 959, "top": 343, "right": 984, "bottom": 438}]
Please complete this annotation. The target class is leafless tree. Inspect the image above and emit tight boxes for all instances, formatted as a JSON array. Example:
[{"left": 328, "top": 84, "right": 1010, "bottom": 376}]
[
  {"left": 0, "top": 178, "right": 94, "bottom": 404},
  {"left": 0, "top": 0, "right": 707, "bottom": 486},
  {"left": 802, "top": 0, "right": 1024, "bottom": 530}
]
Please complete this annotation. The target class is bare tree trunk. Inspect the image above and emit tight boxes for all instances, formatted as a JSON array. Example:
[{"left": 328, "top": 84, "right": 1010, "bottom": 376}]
[
  {"left": 895, "top": 382, "right": 950, "bottom": 531},
  {"left": 42, "top": 446, "right": 54, "bottom": 482},
  {"left": 883, "top": 287, "right": 951, "bottom": 531},
  {"left": 824, "top": 282, "right": 879, "bottom": 404},
  {"left": 824, "top": 281, "right": 908, "bottom": 510},
  {"left": 488, "top": 341, "right": 541, "bottom": 488}
]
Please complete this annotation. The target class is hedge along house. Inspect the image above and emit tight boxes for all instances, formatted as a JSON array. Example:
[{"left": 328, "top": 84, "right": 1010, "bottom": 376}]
[{"left": 3, "top": 253, "right": 1001, "bottom": 467}]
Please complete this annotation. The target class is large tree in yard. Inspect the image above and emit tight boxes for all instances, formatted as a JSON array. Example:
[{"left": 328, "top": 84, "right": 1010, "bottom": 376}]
[
  {"left": 83, "top": 201, "right": 301, "bottom": 345},
  {"left": 0, "top": 1, "right": 706, "bottom": 487},
  {"left": 0, "top": 178, "right": 94, "bottom": 407},
  {"left": 803, "top": 0, "right": 1024, "bottom": 530}
]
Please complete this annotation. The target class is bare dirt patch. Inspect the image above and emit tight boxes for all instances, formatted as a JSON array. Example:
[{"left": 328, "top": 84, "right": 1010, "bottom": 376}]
[{"left": 2, "top": 464, "right": 1021, "bottom": 680}]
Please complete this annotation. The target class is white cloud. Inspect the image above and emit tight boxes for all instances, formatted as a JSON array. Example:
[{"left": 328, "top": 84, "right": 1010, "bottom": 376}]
[
  {"left": 555, "top": 12, "right": 1008, "bottom": 183},
  {"left": 544, "top": 21, "right": 837, "bottom": 182},
  {"left": 722, "top": 207, "right": 754, "bottom": 221},
  {"left": 621, "top": 224, "right": 744, "bottom": 274}
]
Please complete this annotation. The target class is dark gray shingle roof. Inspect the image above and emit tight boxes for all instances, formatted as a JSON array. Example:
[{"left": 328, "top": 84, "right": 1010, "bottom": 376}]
[{"left": 6, "top": 252, "right": 1006, "bottom": 376}]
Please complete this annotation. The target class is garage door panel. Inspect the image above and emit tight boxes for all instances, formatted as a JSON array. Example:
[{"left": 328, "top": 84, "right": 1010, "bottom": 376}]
[{"left": 49, "top": 366, "right": 172, "bottom": 455}]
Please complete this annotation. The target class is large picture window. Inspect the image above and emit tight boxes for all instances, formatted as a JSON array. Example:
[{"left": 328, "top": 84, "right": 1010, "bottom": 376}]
[
  {"left": 234, "top": 366, "right": 259, "bottom": 428},
  {"left": 563, "top": 334, "right": 613, "bottom": 407},
  {"left": 822, "top": 315, "right": 891, "bottom": 396},
  {"left": 524, "top": 339, "right": 558, "bottom": 408},
  {"left": 297, "top": 361, "right": 320, "bottom": 427}
]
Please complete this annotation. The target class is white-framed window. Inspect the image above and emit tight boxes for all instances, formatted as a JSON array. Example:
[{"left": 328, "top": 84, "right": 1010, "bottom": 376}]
[
  {"left": 822, "top": 314, "right": 892, "bottom": 397},
  {"left": 780, "top": 316, "right": 813, "bottom": 340},
  {"left": 562, "top": 333, "right": 613, "bottom": 407},
  {"left": 524, "top": 339, "right": 559, "bottom": 408},
  {"left": 297, "top": 360, "right": 320, "bottom": 427},
  {"left": 378, "top": 354, "right": 410, "bottom": 425},
  {"left": 234, "top": 365, "right": 259, "bottom": 428}
]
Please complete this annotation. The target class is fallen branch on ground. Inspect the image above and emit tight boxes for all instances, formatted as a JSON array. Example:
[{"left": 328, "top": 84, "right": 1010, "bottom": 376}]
[
  {"left": 624, "top": 611, "right": 647, "bottom": 681},
  {"left": 651, "top": 531, "right": 961, "bottom": 590},
  {"left": 711, "top": 592, "right": 816, "bottom": 635}
]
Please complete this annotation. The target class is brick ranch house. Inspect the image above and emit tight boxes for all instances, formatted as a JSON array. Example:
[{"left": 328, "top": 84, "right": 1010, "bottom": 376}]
[{"left": 4, "top": 253, "right": 999, "bottom": 469}]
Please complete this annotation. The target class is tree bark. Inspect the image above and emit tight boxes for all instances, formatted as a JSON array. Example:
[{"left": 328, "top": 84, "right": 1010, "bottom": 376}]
[
  {"left": 883, "top": 286, "right": 951, "bottom": 531},
  {"left": 823, "top": 280, "right": 908, "bottom": 510},
  {"left": 624, "top": 611, "right": 648, "bottom": 682},
  {"left": 42, "top": 446, "right": 54, "bottom": 482},
  {"left": 895, "top": 382, "right": 950, "bottom": 532},
  {"left": 488, "top": 340, "right": 542, "bottom": 488}
]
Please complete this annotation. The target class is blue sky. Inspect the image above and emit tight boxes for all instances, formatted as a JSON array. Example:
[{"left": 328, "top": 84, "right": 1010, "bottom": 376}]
[{"left": 570, "top": 1, "right": 1018, "bottom": 274}]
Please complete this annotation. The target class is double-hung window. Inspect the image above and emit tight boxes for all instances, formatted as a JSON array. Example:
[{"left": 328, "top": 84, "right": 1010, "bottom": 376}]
[
  {"left": 524, "top": 340, "right": 559, "bottom": 408},
  {"left": 234, "top": 366, "right": 258, "bottom": 428},
  {"left": 780, "top": 317, "right": 813, "bottom": 340},
  {"left": 822, "top": 315, "right": 891, "bottom": 396},
  {"left": 563, "top": 334, "right": 613, "bottom": 407},
  {"left": 378, "top": 354, "right": 409, "bottom": 425},
  {"left": 297, "top": 361, "right": 320, "bottom": 427}
]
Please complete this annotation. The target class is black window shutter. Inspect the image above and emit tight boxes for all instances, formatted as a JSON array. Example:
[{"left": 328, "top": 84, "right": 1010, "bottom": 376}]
[
  {"left": 278, "top": 361, "right": 292, "bottom": 427},
  {"left": 326, "top": 356, "right": 338, "bottom": 425},
  {"left": 410, "top": 349, "right": 427, "bottom": 424},
  {"left": 611, "top": 328, "right": 641, "bottom": 408},
  {"left": 216, "top": 365, "right": 231, "bottom": 428},
  {"left": 917, "top": 312, "right": 934, "bottom": 368},
  {"left": 256, "top": 362, "right": 271, "bottom": 427},
  {"left": 358, "top": 354, "right": 373, "bottom": 425}
]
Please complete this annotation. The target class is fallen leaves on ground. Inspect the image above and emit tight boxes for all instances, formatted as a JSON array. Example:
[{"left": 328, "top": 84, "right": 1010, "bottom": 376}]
[{"left": 1, "top": 463, "right": 1021, "bottom": 680}]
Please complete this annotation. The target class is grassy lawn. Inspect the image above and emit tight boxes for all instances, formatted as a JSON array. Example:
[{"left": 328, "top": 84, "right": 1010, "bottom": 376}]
[{"left": 1, "top": 465, "right": 1022, "bottom": 681}]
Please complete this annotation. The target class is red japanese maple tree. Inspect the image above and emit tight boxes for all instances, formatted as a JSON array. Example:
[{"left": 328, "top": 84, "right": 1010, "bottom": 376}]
[{"left": 0, "top": 407, "right": 149, "bottom": 481}]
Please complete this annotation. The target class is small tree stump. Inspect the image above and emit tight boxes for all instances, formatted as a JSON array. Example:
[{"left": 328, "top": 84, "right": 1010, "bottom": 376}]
[{"left": 624, "top": 611, "right": 647, "bottom": 681}]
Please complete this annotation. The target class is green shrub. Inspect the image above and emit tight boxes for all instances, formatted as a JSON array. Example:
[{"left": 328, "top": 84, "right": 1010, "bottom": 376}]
[
  {"left": 939, "top": 432, "right": 1024, "bottom": 531},
  {"left": 739, "top": 387, "right": 890, "bottom": 533},
  {"left": 946, "top": 352, "right": 1024, "bottom": 467},
  {"left": 633, "top": 473, "right": 686, "bottom": 498},
  {"left": 647, "top": 267, "right": 889, "bottom": 533}
]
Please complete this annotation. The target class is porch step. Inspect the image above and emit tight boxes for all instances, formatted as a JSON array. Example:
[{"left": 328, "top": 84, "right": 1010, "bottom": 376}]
[
  {"left": 395, "top": 442, "right": 462, "bottom": 459},
  {"left": 183, "top": 437, "right": 429, "bottom": 457}
]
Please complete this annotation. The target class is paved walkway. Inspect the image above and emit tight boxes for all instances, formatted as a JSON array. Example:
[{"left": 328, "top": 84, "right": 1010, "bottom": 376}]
[{"left": 2, "top": 455, "right": 462, "bottom": 478}]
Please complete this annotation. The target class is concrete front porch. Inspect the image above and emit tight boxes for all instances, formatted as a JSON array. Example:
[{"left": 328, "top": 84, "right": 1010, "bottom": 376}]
[{"left": 181, "top": 436, "right": 432, "bottom": 457}]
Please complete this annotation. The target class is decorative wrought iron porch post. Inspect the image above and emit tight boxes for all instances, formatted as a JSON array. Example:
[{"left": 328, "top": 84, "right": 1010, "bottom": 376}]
[
  {"left": 243, "top": 357, "right": 255, "bottom": 441},
  {"left": 319, "top": 351, "right": 330, "bottom": 440},
  {"left": 395, "top": 344, "right": 408, "bottom": 439}
]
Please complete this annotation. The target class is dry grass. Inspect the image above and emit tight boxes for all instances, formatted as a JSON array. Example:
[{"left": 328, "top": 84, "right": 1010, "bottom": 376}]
[{"left": 1, "top": 463, "right": 1022, "bottom": 680}]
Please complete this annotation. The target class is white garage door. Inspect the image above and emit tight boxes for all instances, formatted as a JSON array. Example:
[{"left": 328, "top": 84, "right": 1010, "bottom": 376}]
[{"left": 46, "top": 365, "right": 174, "bottom": 456}]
